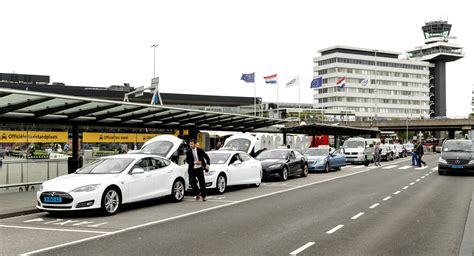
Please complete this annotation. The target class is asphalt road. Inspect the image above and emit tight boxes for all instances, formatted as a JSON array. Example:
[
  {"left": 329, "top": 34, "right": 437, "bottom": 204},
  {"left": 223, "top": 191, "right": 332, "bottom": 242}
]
[{"left": 1, "top": 153, "right": 473, "bottom": 256}]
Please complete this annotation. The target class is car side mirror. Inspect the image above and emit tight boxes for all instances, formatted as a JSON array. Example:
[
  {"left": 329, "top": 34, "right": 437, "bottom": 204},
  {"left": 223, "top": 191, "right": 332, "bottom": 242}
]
[
  {"left": 232, "top": 160, "right": 242, "bottom": 166},
  {"left": 131, "top": 168, "right": 145, "bottom": 174}
]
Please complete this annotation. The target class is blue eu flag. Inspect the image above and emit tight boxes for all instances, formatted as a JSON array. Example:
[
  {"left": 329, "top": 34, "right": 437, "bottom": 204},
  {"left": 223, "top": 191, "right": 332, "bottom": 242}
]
[
  {"left": 241, "top": 73, "right": 255, "bottom": 83},
  {"left": 310, "top": 76, "right": 323, "bottom": 88}
]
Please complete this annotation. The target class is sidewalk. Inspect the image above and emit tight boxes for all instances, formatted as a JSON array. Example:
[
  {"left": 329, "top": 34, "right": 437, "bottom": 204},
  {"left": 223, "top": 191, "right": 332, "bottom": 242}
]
[{"left": 0, "top": 189, "right": 39, "bottom": 219}]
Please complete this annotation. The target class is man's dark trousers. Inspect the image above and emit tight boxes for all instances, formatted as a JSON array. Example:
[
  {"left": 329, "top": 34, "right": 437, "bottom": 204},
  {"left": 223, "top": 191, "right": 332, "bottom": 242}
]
[{"left": 189, "top": 167, "right": 206, "bottom": 197}]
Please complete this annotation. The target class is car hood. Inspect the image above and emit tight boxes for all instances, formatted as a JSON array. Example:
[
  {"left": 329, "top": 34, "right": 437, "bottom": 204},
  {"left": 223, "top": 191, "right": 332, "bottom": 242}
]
[
  {"left": 441, "top": 152, "right": 473, "bottom": 161},
  {"left": 258, "top": 159, "right": 287, "bottom": 168},
  {"left": 42, "top": 173, "right": 120, "bottom": 193},
  {"left": 343, "top": 148, "right": 364, "bottom": 153},
  {"left": 306, "top": 156, "right": 327, "bottom": 161}
]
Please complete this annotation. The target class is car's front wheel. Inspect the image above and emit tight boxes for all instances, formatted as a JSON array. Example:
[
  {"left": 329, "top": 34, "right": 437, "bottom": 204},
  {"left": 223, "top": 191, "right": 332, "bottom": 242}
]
[
  {"left": 171, "top": 179, "right": 185, "bottom": 202},
  {"left": 324, "top": 163, "right": 330, "bottom": 173},
  {"left": 301, "top": 164, "right": 309, "bottom": 177},
  {"left": 216, "top": 174, "right": 227, "bottom": 194},
  {"left": 101, "top": 187, "right": 121, "bottom": 216},
  {"left": 281, "top": 167, "right": 289, "bottom": 181}
]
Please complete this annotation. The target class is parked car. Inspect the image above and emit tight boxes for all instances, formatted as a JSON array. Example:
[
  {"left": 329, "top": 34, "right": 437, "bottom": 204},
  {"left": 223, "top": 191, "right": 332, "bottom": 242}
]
[
  {"left": 393, "top": 144, "right": 407, "bottom": 158},
  {"left": 389, "top": 144, "right": 399, "bottom": 159},
  {"left": 205, "top": 150, "right": 262, "bottom": 194},
  {"left": 305, "top": 147, "right": 346, "bottom": 172},
  {"left": 380, "top": 144, "right": 394, "bottom": 161},
  {"left": 37, "top": 154, "right": 188, "bottom": 215},
  {"left": 342, "top": 137, "right": 374, "bottom": 166},
  {"left": 403, "top": 143, "right": 414, "bottom": 155},
  {"left": 256, "top": 149, "right": 308, "bottom": 181},
  {"left": 438, "top": 139, "right": 474, "bottom": 175}
]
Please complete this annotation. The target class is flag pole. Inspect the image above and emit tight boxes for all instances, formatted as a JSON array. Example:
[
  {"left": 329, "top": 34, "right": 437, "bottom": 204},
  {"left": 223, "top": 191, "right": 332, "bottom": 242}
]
[
  {"left": 298, "top": 75, "right": 301, "bottom": 122},
  {"left": 254, "top": 78, "right": 257, "bottom": 116},
  {"left": 277, "top": 78, "right": 279, "bottom": 119},
  {"left": 345, "top": 86, "right": 348, "bottom": 124}
]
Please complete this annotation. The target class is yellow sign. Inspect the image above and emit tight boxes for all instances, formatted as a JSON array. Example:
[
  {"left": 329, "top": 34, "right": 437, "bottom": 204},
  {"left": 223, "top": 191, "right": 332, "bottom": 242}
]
[
  {"left": 183, "top": 129, "right": 189, "bottom": 136},
  {"left": 0, "top": 131, "right": 68, "bottom": 143},
  {"left": 136, "top": 134, "right": 161, "bottom": 143},
  {"left": 174, "top": 129, "right": 180, "bottom": 137}
]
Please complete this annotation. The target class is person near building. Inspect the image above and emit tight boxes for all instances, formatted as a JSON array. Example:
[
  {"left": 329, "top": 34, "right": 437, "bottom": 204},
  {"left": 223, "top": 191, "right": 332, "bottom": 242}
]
[
  {"left": 374, "top": 142, "right": 382, "bottom": 166},
  {"left": 412, "top": 140, "right": 419, "bottom": 166},
  {"left": 416, "top": 141, "right": 427, "bottom": 167},
  {"left": 186, "top": 139, "right": 210, "bottom": 201}
]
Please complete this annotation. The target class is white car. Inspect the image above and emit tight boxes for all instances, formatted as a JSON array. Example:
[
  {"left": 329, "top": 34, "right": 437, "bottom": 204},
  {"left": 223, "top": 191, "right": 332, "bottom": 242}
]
[
  {"left": 37, "top": 154, "right": 188, "bottom": 215},
  {"left": 205, "top": 150, "right": 262, "bottom": 194}
]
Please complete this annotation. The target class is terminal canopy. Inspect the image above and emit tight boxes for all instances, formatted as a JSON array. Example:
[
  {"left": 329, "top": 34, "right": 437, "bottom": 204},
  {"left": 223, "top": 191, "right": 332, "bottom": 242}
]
[
  {"left": 0, "top": 88, "right": 285, "bottom": 131},
  {"left": 281, "top": 123, "right": 380, "bottom": 137}
]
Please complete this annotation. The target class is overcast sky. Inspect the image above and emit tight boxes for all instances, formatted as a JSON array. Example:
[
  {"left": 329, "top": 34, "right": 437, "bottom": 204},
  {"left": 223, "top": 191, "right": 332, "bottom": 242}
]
[{"left": 1, "top": 0, "right": 472, "bottom": 117}]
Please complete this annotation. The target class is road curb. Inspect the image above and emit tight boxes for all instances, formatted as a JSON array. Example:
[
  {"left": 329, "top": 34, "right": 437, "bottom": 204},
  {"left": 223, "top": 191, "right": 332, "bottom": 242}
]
[
  {"left": 0, "top": 209, "right": 40, "bottom": 220},
  {"left": 459, "top": 192, "right": 474, "bottom": 256}
]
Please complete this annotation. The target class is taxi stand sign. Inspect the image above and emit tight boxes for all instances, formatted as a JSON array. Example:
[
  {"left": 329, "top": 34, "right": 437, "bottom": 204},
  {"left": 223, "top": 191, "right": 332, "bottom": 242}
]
[
  {"left": 0, "top": 131, "right": 68, "bottom": 143},
  {"left": 82, "top": 132, "right": 161, "bottom": 143}
]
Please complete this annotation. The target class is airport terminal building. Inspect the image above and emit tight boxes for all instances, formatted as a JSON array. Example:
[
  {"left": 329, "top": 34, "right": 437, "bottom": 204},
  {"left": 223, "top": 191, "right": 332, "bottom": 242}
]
[{"left": 313, "top": 46, "right": 432, "bottom": 121}]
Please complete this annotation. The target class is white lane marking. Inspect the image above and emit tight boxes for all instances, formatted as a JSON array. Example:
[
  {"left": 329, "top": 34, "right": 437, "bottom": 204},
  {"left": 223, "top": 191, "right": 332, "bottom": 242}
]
[
  {"left": 43, "top": 219, "right": 63, "bottom": 224},
  {"left": 22, "top": 163, "right": 409, "bottom": 256},
  {"left": 326, "top": 225, "right": 344, "bottom": 234},
  {"left": 0, "top": 225, "right": 110, "bottom": 234},
  {"left": 399, "top": 166, "right": 411, "bottom": 170},
  {"left": 369, "top": 203, "right": 380, "bottom": 209},
  {"left": 394, "top": 191, "right": 401, "bottom": 195},
  {"left": 421, "top": 176, "right": 425, "bottom": 179},
  {"left": 73, "top": 221, "right": 94, "bottom": 226},
  {"left": 410, "top": 182, "right": 415, "bottom": 185},
  {"left": 426, "top": 173, "right": 430, "bottom": 176},
  {"left": 416, "top": 179, "right": 421, "bottom": 182},
  {"left": 403, "top": 186, "right": 409, "bottom": 190},
  {"left": 53, "top": 220, "right": 79, "bottom": 226},
  {"left": 87, "top": 222, "right": 108, "bottom": 228},
  {"left": 368, "top": 166, "right": 378, "bottom": 169},
  {"left": 353, "top": 166, "right": 365, "bottom": 169},
  {"left": 415, "top": 166, "right": 428, "bottom": 170},
  {"left": 351, "top": 212, "right": 365, "bottom": 220},
  {"left": 23, "top": 218, "right": 44, "bottom": 223},
  {"left": 382, "top": 165, "right": 397, "bottom": 169},
  {"left": 289, "top": 242, "right": 315, "bottom": 255},
  {"left": 431, "top": 167, "right": 438, "bottom": 171},
  {"left": 383, "top": 196, "right": 392, "bottom": 201}
]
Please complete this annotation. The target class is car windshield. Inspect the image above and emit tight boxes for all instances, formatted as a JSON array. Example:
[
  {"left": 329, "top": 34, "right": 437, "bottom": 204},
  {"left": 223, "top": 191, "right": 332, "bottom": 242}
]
[
  {"left": 208, "top": 153, "right": 231, "bottom": 164},
  {"left": 443, "top": 141, "right": 473, "bottom": 152},
  {"left": 305, "top": 148, "right": 329, "bottom": 156},
  {"left": 343, "top": 141, "right": 364, "bottom": 148},
  {"left": 76, "top": 158, "right": 134, "bottom": 174},
  {"left": 140, "top": 141, "right": 173, "bottom": 157},
  {"left": 256, "top": 150, "right": 288, "bottom": 159},
  {"left": 222, "top": 138, "right": 251, "bottom": 152}
]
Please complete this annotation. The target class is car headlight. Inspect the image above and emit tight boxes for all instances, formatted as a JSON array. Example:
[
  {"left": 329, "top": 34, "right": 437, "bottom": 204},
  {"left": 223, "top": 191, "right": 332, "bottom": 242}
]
[
  {"left": 205, "top": 171, "right": 216, "bottom": 176},
  {"left": 38, "top": 184, "right": 43, "bottom": 192},
  {"left": 268, "top": 164, "right": 283, "bottom": 169},
  {"left": 469, "top": 160, "right": 474, "bottom": 165},
  {"left": 438, "top": 158, "right": 447, "bottom": 164},
  {"left": 317, "top": 160, "right": 326, "bottom": 164},
  {"left": 358, "top": 152, "right": 363, "bottom": 155},
  {"left": 71, "top": 184, "right": 100, "bottom": 193}
]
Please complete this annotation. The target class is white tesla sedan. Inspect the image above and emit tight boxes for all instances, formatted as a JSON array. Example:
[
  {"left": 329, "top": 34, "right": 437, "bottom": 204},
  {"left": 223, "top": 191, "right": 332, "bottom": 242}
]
[
  {"left": 36, "top": 154, "right": 187, "bottom": 215},
  {"left": 204, "top": 150, "right": 262, "bottom": 194}
]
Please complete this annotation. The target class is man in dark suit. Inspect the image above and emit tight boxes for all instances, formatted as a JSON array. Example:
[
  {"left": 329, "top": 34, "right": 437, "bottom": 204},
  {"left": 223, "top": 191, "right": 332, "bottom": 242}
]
[{"left": 186, "top": 139, "right": 210, "bottom": 201}]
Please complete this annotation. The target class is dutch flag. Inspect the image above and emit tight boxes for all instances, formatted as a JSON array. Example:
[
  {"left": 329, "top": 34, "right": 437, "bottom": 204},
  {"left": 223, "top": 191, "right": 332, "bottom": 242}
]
[
  {"left": 263, "top": 74, "right": 278, "bottom": 84},
  {"left": 336, "top": 77, "right": 346, "bottom": 89}
]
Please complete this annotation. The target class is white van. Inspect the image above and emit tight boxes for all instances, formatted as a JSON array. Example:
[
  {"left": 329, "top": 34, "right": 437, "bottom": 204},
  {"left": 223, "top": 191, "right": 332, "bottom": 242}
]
[
  {"left": 342, "top": 137, "right": 374, "bottom": 165},
  {"left": 222, "top": 133, "right": 311, "bottom": 156}
]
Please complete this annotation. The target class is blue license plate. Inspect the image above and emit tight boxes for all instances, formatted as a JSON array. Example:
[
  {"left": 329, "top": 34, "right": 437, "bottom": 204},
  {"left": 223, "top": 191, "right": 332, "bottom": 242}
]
[
  {"left": 451, "top": 165, "right": 464, "bottom": 169},
  {"left": 44, "top": 196, "right": 62, "bottom": 203}
]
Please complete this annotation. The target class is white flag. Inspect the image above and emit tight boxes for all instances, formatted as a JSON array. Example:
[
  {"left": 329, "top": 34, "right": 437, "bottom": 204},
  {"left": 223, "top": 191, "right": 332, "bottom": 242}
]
[
  {"left": 360, "top": 78, "right": 369, "bottom": 86},
  {"left": 286, "top": 75, "right": 300, "bottom": 88}
]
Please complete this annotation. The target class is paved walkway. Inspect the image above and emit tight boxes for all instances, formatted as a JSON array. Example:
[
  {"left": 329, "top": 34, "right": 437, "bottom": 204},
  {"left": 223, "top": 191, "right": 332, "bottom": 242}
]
[{"left": 0, "top": 189, "right": 38, "bottom": 219}]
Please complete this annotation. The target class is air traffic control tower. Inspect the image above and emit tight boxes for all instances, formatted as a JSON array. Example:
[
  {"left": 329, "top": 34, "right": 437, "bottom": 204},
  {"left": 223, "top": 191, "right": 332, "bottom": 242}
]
[{"left": 407, "top": 20, "right": 464, "bottom": 118}]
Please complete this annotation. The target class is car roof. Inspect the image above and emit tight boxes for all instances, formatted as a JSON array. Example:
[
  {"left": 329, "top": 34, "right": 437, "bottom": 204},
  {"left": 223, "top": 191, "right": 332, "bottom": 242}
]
[
  {"left": 104, "top": 153, "right": 166, "bottom": 160},
  {"left": 209, "top": 150, "right": 241, "bottom": 154}
]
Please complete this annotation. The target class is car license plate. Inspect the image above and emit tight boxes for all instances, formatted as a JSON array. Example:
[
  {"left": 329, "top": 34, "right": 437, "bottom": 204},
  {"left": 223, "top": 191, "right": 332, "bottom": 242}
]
[
  {"left": 44, "top": 196, "right": 62, "bottom": 203},
  {"left": 451, "top": 165, "right": 464, "bottom": 169}
]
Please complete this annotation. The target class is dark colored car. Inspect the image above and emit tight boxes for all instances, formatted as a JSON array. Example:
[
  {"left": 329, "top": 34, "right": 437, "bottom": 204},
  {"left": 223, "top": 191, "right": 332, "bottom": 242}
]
[
  {"left": 438, "top": 139, "right": 474, "bottom": 175},
  {"left": 256, "top": 149, "right": 308, "bottom": 181}
]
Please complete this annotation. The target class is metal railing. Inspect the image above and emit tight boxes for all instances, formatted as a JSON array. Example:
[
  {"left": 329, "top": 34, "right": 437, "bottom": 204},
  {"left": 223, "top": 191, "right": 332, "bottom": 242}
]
[{"left": 0, "top": 158, "right": 68, "bottom": 191}]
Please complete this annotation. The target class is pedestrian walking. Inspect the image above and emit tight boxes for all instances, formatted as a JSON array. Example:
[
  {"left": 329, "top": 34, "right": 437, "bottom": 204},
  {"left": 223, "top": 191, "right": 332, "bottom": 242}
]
[
  {"left": 374, "top": 142, "right": 382, "bottom": 166},
  {"left": 416, "top": 141, "right": 426, "bottom": 167},
  {"left": 411, "top": 141, "right": 419, "bottom": 166},
  {"left": 186, "top": 139, "right": 210, "bottom": 202}
]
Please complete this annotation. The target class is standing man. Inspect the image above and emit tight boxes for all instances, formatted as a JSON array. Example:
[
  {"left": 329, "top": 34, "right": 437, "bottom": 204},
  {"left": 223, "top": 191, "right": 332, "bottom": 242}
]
[
  {"left": 411, "top": 140, "right": 419, "bottom": 166},
  {"left": 374, "top": 142, "right": 382, "bottom": 166},
  {"left": 186, "top": 139, "right": 210, "bottom": 201}
]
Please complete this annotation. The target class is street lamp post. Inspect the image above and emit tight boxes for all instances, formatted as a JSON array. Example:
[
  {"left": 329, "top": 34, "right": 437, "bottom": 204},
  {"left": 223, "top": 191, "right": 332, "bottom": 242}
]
[{"left": 151, "top": 44, "right": 158, "bottom": 78}]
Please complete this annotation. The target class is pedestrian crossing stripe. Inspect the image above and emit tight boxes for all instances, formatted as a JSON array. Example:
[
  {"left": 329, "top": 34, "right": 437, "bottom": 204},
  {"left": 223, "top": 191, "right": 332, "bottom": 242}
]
[
  {"left": 382, "top": 165, "right": 397, "bottom": 169},
  {"left": 353, "top": 166, "right": 365, "bottom": 169},
  {"left": 399, "top": 166, "right": 411, "bottom": 170},
  {"left": 415, "top": 166, "right": 428, "bottom": 170}
]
